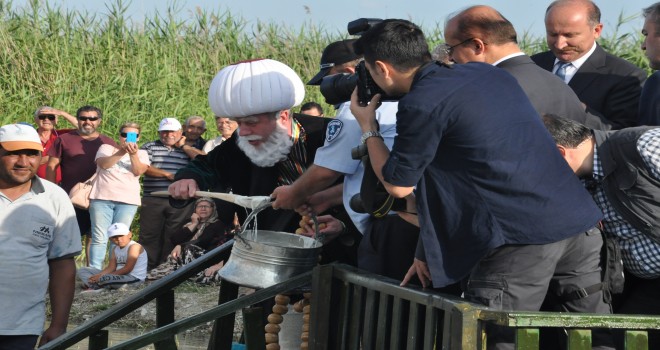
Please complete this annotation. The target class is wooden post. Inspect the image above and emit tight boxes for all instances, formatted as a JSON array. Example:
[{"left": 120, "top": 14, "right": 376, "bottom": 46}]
[
  {"left": 88, "top": 329, "right": 108, "bottom": 350},
  {"left": 243, "top": 307, "right": 266, "bottom": 349},
  {"left": 208, "top": 280, "right": 239, "bottom": 350},
  {"left": 155, "top": 289, "right": 177, "bottom": 350}
]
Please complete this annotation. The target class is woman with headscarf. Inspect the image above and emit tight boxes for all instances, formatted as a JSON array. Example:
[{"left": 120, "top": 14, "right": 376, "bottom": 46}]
[{"left": 147, "top": 197, "right": 232, "bottom": 281}]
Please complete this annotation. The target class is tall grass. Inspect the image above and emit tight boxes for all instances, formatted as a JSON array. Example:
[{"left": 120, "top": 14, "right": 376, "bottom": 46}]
[
  {"left": 0, "top": 0, "right": 651, "bottom": 141},
  {"left": 0, "top": 0, "right": 338, "bottom": 140}
]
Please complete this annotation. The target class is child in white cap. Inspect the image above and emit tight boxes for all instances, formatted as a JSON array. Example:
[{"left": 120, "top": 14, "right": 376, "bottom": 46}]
[{"left": 77, "top": 223, "right": 148, "bottom": 292}]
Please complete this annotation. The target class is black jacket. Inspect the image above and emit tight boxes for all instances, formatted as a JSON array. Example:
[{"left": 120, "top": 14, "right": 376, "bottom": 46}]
[{"left": 594, "top": 127, "right": 660, "bottom": 243}]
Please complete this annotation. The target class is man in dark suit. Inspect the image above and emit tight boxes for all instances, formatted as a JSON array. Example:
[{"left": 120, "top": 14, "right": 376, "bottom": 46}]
[
  {"left": 639, "top": 2, "right": 660, "bottom": 126},
  {"left": 444, "top": 5, "right": 610, "bottom": 130},
  {"left": 531, "top": 0, "right": 647, "bottom": 129}
]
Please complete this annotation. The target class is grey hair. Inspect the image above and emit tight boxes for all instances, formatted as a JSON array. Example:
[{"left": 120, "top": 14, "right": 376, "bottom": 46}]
[
  {"left": 185, "top": 116, "right": 206, "bottom": 129},
  {"left": 644, "top": 2, "right": 660, "bottom": 32}
]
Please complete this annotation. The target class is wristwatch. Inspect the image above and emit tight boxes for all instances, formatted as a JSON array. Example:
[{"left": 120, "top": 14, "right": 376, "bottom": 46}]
[{"left": 360, "top": 130, "right": 383, "bottom": 144}]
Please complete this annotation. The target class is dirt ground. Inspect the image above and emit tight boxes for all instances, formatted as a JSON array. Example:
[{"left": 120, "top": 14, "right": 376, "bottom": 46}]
[{"left": 47, "top": 281, "right": 246, "bottom": 339}]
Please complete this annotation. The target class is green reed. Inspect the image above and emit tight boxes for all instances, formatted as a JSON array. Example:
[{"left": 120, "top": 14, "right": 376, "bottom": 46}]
[{"left": 0, "top": 0, "right": 651, "bottom": 142}]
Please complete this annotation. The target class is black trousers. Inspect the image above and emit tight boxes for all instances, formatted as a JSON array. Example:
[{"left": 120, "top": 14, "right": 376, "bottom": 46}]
[
  {"left": 614, "top": 272, "right": 660, "bottom": 349},
  {"left": 0, "top": 335, "right": 38, "bottom": 350},
  {"left": 465, "top": 228, "right": 614, "bottom": 350},
  {"left": 358, "top": 214, "right": 419, "bottom": 281}
]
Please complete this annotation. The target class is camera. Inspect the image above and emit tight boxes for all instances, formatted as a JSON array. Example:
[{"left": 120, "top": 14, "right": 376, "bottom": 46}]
[
  {"left": 319, "top": 18, "right": 399, "bottom": 106},
  {"left": 349, "top": 142, "right": 407, "bottom": 217}
]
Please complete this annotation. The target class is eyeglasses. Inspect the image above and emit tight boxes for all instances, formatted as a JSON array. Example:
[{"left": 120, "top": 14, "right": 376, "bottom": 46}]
[
  {"left": 77, "top": 116, "right": 100, "bottom": 121},
  {"left": 443, "top": 37, "right": 476, "bottom": 56},
  {"left": 196, "top": 205, "right": 213, "bottom": 209},
  {"left": 120, "top": 132, "right": 139, "bottom": 138},
  {"left": 38, "top": 114, "right": 56, "bottom": 121}
]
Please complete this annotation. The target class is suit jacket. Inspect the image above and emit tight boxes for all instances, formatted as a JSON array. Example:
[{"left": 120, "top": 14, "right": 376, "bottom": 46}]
[
  {"left": 531, "top": 45, "right": 647, "bottom": 129},
  {"left": 497, "top": 54, "right": 610, "bottom": 130},
  {"left": 639, "top": 71, "right": 660, "bottom": 126}
]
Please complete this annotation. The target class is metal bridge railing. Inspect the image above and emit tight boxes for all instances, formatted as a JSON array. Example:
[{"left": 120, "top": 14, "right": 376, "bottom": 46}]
[
  {"left": 310, "top": 264, "right": 660, "bottom": 350},
  {"left": 41, "top": 259, "right": 660, "bottom": 350}
]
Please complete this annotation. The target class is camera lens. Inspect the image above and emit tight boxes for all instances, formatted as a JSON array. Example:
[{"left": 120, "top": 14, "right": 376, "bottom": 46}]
[
  {"left": 349, "top": 193, "right": 367, "bottom": 213},
  {"left": 319, "top": 73, "right": 358, "bottom": 105}
]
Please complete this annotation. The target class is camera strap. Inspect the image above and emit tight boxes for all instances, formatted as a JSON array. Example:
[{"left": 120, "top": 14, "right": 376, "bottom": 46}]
[{"left": 359, "top": 153, "right": 395, "bottom": 218}]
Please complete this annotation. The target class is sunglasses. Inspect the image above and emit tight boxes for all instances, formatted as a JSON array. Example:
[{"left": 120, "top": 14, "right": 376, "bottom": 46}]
[
  {"left": 38, "top": 114, "right": 56, "bottom": 121},
  {"left": 77, "top": 116, "right": 100, "bottom": 121},
  {"left": 120, "top": 132, "right": 140, "bottom": 138}
]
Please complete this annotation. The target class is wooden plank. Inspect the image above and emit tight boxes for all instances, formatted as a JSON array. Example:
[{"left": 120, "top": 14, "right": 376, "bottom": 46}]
[
  {"left": 88, "top": 329, "right": 108, "bottom": 350},
  {"left": 242, "top": 307, "right": 265, "bottom": 350},
  {"left": 309, "top": 265, "right": 334, "bottom": 350},
  {"left": 337, "top": 281, "right": 352, "bottom": 350},
  {"left": 422, "top": 305, "right": 437, "bottom": 350},
  {"left": 625, "top": 330, "right": 648, "bottom": 350},
  {"left": 155, "top": 290, "right": 177, "bottom": 350},
  {"left": 515, "top": 328, "right": 539, "bottom": 350},
  {"left": 208, "top": 281, "right": 239, "bottom": 350},
  {"left": 375, "top": 293, "right": 392, "bottom": 350},
  {"left": 389, "top": 297, "right": 404, "bottom": 350},
  {"left": 361, "top": 289, "right": 379, "bottom": 350},
  {"left": 567, "top": 329, "right": 591, "bottom": 350},
  {"left": 406, "top": 302, "right": 421, "bottom": 350},
  {"left": 347, "top": 285, "right": 364, "bottom": 349}
]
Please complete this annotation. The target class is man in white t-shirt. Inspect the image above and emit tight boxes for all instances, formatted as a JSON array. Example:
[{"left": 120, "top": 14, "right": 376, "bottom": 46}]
[{"left": 0, "top": 124, "right": 81, "bottom": 349}]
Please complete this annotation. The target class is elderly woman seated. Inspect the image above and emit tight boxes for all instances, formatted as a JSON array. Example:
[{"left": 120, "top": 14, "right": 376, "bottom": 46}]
[{"left": 147, "top": 197, "right": 234, "bottom": 282}]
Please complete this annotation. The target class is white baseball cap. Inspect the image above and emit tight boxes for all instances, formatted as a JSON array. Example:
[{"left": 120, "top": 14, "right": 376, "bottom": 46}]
[
  {"left": 107, "top": 223, "right": 130, "bottom": 238},
  {"left": 0, "top": 124, "right": 43, "bottom": 152},
  {"left": 158, "top": 118, "right": 182, "bottom": 132}
]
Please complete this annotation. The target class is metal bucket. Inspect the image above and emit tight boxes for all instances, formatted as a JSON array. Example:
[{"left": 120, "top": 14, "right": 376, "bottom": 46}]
[{"left": 218, "top": 230, "right": 323, "bottom": 289}]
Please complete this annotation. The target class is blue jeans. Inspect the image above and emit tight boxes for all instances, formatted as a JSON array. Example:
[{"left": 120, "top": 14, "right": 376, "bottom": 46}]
[{"left": 88, "top": 199, "right": 138, "bottom": 269}]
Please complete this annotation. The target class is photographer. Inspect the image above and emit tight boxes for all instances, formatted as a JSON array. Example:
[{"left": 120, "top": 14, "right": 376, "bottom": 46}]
[
  {"left": 272, "top": 40, "right": 432, "bottom": 286},
  {"left": 349, "top": 19, "right": 614, "bottom": 349}
]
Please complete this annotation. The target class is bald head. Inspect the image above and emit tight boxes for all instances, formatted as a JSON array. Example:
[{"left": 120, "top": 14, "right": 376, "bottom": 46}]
[
  {"left": 444, "top": 5, "right": 519, "bottom": 64},
  {"left": 546, "top": 0, "right": 601, "bottom": 27},
  {"left": 446, "top": 5, "right": 518, "bottom": 46}
]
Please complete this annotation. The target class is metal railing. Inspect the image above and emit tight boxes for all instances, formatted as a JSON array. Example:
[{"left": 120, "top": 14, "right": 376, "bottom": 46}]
[
  {"left": 42, "top": 258, "right": 660, "bottom": 349},
  {"left": 41, "top": 239, "right": 242, "bottom": 350},
  {"left": 309, "top": 264, "right": 660, "bottom": 349}
]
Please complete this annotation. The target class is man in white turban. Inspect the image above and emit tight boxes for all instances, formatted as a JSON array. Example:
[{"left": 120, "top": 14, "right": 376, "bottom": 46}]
[{"left": 168, "top": 59, "right": 359, "bottom": 256}]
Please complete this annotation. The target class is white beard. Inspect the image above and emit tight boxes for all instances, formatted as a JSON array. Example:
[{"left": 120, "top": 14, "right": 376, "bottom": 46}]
[{"left": 237, "top": 124, "right": 293, "bottom": 167}]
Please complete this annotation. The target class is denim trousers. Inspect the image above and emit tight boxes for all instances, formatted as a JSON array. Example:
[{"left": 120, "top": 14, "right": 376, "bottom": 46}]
[{"left": 88, "top": 199, "right": 138, "bottom": 269}]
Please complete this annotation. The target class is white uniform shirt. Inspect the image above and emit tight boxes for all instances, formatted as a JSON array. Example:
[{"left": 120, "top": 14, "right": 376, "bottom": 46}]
[{"left": 314, "top": 101, "right": 398, "bottom": 234}]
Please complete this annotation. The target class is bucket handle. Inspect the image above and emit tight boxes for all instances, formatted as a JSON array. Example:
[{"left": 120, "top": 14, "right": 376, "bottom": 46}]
[{"left": 310, "top": 213, "right": 326, "bottom": 245}]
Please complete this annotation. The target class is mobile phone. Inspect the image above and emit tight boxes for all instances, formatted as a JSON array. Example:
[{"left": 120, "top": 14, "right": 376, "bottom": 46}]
[{"left": 126, "top": 132, "right": 137, "bottom": 143}]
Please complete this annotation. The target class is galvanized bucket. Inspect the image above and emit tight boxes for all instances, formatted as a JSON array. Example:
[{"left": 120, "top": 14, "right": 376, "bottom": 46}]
[{"left": 218, "top": 230, "right": 323, "bottom": 289}]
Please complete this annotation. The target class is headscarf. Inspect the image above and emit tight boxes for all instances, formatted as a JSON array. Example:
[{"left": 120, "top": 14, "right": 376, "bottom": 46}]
[{"left": 191, "top": 197, "right": 219, "bottom": 240}]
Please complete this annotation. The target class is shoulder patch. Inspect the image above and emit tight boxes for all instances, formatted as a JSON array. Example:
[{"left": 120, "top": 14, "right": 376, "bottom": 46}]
[{"left": 325, "top": 119, "right": 343, "bottom": 143}]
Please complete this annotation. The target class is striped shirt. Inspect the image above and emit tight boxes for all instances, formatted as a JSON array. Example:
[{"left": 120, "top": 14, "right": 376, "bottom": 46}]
[
  {"left": 590, "top": 128, "right": 660, "bottom": 278},
  {"left": 277, "top": 119, "right": 307, "bottom": 186},
  {"left": 141, "top": 140, "right": 191, "bottom": 195}
]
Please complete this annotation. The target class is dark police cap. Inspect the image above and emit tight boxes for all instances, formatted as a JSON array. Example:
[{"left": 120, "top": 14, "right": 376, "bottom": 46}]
[{"left": 307, "top": 39, "right": 360, "bottom": 85}]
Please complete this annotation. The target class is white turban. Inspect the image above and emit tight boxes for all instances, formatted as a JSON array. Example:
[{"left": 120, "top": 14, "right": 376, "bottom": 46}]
[{"left": 208, "top": 59, "right": 305, "bottom": 118}]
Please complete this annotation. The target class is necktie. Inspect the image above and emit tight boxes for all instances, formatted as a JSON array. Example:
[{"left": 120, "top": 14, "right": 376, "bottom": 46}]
[{"left": 555, "top": 62, "right": 571, "bottom": 82}]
